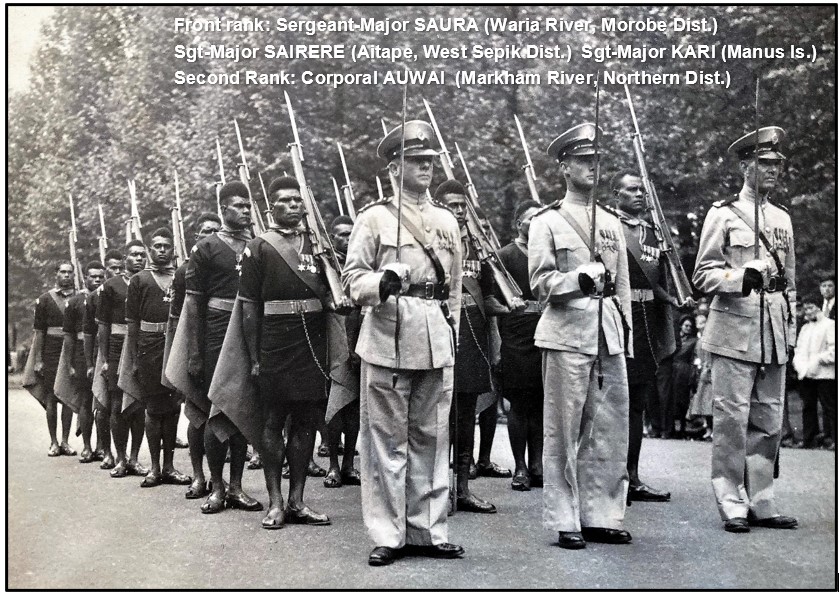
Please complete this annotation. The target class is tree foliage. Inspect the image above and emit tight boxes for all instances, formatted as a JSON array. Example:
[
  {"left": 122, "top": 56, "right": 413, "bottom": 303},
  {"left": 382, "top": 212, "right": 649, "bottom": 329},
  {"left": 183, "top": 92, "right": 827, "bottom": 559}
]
[{"left": 7, "top": 5, "right": 835, "bottom": 331}]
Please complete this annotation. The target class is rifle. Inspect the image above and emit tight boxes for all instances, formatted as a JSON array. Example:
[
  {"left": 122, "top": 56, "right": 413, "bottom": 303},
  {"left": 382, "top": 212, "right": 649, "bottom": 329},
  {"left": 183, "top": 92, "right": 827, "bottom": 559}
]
[
  {"left": 591, "top": 75, "right": 605, "bottom": 390},
  {"left": 171, "top": 170, "right": 188, "bottom": 267},
  {"left": 126, "top": 179, "right": 143, "bottom": 242},
  {"left": 422, "top": 99, "right": 523, "bottom": 309},
  {"left": 97, "top": 201, "right": 108, "bottom": 265},
  {"left": 257, "top": 172, "right": 275, "bottom": 227},
  {"left": 283, "top": 91, "right": 351, "bottom": 311},
  {"left": 381, "top": 119, "right": 400, "bottom": 195},
  {"left": 623, "top": 84, "right": 694, "bottom": 307},
  {"left": 67, "top": 193, "right": 82, "bottom": 290},
  {"left": 214, "top": 136, "right": 226, "bottom": 218},
  {"left": 336, "top": 142, "right": 357, "bottom": 220},
  {"left": 233, "top": 118, "right": 266, "bottom": 234},
  {"left": 375, "top": 175, "right": 385, "bottom": 201},
  {"left": 514, "top": 114, "right": 542, "bottom": 204}
]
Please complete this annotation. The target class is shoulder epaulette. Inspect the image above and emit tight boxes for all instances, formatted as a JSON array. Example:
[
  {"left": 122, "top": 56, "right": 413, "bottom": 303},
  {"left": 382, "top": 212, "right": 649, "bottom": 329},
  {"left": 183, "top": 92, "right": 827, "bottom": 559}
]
[
  {"left": 357, "top": 196, "right": 392, "bottom": 214},
  {"left": 712, "top": 196, "right": 737, "bottom": 208},
  {"left": 429, "top": 198, "right": 455, "bottom": 215},
  {"left": 772, "top": 201, "right": 789, "bottom": 213},
  {"left": 599, "top": 203, "right": 621, "bottom": 218},
  {"left": 533, "top": 200, "right": 561, "bottom": 217}
]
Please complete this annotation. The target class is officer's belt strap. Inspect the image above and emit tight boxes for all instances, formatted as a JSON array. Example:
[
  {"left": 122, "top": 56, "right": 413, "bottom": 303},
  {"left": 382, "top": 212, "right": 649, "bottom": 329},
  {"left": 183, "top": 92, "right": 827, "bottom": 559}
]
[
  {"left": 404, "top": 283, "right": 450, "bottom": 300},
  {"left": 259, "top": 231, "right": 329, "bottom": 302},
  {"left": 727, "top": 204, "right": 786, "bottom": 278},
  {"left": 263, "top": 298, "right": 323, "bottom": 315},
  {"left": 556, "top": 202, "right": 592, "bottom": 252},
  {"left": 384, "top": 203, "right": 446, "bottom": 285},
  {"left": 45, "top": 327, "right": 64, "bottom": 337},
  {"left": 208, "top": 297, "right": 235, "bottom": 312},
  {"left": 140, "top": 321, "right": 167, "bottom": 333}
]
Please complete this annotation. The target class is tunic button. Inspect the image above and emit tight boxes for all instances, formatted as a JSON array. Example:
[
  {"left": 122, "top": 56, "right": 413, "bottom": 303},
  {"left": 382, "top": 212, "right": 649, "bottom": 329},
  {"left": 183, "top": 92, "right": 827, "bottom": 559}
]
[{"left": 425, "top": 226, "right": 431, "bottom": 232}]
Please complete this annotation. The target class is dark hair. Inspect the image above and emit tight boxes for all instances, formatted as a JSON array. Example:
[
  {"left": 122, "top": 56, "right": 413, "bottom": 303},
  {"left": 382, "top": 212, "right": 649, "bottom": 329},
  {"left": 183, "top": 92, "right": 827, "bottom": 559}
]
[
  {"left": 434, "top": 179, "right": 466, "bottom": 199},
  {"left": 194, "top": 212, "right": 221, "bottom": 231},
  {"left": 513, "top": 200, "right": 541, "bottom": 223},
  {"left": 84, "top": 260, "right": 105, "bottom": 274},
  {"left": 104, "top": 249, "right": 123, "bottom": 262},
  {"left": 801, "top": 293, "right": 822, "bottom": 306},
  {"left": 268, "top": 176, "right": 300, "bottom": 195},
  {"left": 54, "top": 261, "right": 74, "bottom": 272},
  {"left": 609, "top": 170, "right": 639, "bottom": 193},
  {"left": 219, "top": 181, "right": 250, "bottom": 204},
  {"left": 820, "top": 274, "right": 836, "bottom": 285},
  {"left": 125, "top": 239, "right": 145, "bottom": 253},
  {"left": 149, "top": 227, "right": 173, "bottom": 242},
  {"left": 679, "top": 315, "right": 697, "bottom": 335},
  {"left": 331, "top": 215, "right": 354, "bottom": 231}
]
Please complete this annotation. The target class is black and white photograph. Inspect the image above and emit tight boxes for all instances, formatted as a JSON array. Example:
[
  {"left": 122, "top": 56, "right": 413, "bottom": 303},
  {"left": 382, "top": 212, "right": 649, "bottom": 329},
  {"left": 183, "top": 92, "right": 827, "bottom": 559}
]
[{"left": 6, "top": 4, "right": 836, "bottom": 588}]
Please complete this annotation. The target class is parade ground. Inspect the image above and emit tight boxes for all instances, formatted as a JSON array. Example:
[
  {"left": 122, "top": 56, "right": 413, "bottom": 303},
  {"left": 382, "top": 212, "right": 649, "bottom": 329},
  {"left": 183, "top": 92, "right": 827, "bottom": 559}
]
[{"left": 6, "top": 383, "right": 836, "bottom": 589}]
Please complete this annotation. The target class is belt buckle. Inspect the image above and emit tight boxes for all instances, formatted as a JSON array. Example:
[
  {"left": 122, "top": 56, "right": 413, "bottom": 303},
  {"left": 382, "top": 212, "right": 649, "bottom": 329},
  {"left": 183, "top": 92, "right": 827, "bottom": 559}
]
[
  {"left": 424, "top": 282, "right": 434, "bottom": 300},
  {"left": 766, "top": 276, "right": 783, "bottom": 292},
  {"left": 291, "top": 300, "right": 302, "bottom": 314}
]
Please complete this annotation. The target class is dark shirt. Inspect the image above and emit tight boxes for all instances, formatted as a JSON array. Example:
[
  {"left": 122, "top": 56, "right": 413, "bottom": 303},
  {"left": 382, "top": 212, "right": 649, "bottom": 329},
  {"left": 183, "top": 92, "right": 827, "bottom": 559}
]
[
  {"left": 83, "top": 288, "right": 101, "bottom": 336},
  {"left": 621, "top": 218, "right": 664, "bottom": 291},
  {"left": 497, "top": 242, "right": 535, "bottom": 301},
  {"left": 34, "top": 289, "right": 71, "bottom": 331},
  {"left": 62, "top": 291, "right": 87, "bottom": 335},
  {"left": 239, "top": 232, "right": 322, "bottom": 303},
  {"left": 126, "top": 270, "right": 173, "bottom": 324},
  {"left": 169, "top": 264, "right": 187, "bottom": 319},
  {"left": 185, "top": 233, "right": 245, "bottom": 299},
  {"left": 96, "top": 275, "right": 130, "bottom": 325}
]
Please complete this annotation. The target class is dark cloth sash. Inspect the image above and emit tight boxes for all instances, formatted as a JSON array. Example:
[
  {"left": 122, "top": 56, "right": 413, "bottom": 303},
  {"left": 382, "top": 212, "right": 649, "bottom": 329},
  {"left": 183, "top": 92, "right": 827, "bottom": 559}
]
[
  {"left": 623, "top": 231, "right": 659, "bottom": 291},
  {"left": 461, "top": 276, "right": 486, "bottom": 318},
  {"left": 259, "top": 231, "right": 328, "bottom": 302}
]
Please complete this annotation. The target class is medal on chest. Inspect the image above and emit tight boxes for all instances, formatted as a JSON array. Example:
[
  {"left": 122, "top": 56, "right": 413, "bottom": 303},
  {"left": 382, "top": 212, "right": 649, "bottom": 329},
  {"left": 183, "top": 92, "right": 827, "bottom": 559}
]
[
  {"left": 235, "top": 253, "right": 243, "bottom": 273},
  {"left": 640, "top": 243, "right": 660, "bottom": 263},
  {"left": 597, "top": 228, "right": 619, "bottom": 254},
  {"left": 769, "top": 227, "right": 790, "bottom": 252},
  {"left": 298, "top": 253, "right": 318, "bottom": 274},
  {"left": 163, "top": 286, "right": 172, "bottom": 304},
  {"left": 462, "top": 259, "right": 481, "bottom": 279}
]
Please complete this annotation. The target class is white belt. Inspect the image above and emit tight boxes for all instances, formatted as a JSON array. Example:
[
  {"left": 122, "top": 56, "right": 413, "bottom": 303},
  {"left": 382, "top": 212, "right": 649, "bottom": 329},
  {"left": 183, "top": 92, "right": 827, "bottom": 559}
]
[
  {"left": 140, "top": 321, "right": 167, "bottom": 333},
  {"left": 631, "top": 289, "right": 655, "bottom": 302},
  {"left": 45, "top": 327, "right": 64, "bottom": 337},
  {"left": 462, "top": 293, "right": 478, "bottom": 308},
  {"left": 263, "top": 299, "right": 323, "bottom": 316},
  {"left": 521, "top": 300, "right": 543, "bottom": 314},
  {"left": 110, "top": 323, "right": 127, "bottom": 335},
  {"left": 208, "top": 297, "right": 235, "bottom": 312}
]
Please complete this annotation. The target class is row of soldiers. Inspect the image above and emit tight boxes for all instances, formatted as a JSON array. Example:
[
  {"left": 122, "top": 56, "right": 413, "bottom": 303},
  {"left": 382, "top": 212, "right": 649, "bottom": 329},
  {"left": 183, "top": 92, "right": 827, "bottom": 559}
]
[{"left": 23, "top": 115, "right": 797, "bottom": 566}]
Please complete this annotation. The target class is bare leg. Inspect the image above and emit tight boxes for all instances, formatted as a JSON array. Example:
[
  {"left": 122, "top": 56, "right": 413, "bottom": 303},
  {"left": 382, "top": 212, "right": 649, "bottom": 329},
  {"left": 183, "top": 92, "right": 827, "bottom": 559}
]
[
  {"left": 161, "top": 410, "right": 179, "bottom": 472},
  {"left": 205, "top": 428, "right": 229, "bottom": 497},
  {"left": 228, "top": 432, "right": 248, "bottom": 493},
  {"left": 145, "top": 412, "right": 162, "bottom": 476},
  {"left": 128, "top": 408, "right": 145, "bottom": 464},
  {"left": 60, "top": 403, "right": 74, "bottom": 445},
  {"left": 187, "top": 423, "right": 206, "bottom": 485},
  {"left": 46, "top": 395, "right": 59, "bottom": 448}
]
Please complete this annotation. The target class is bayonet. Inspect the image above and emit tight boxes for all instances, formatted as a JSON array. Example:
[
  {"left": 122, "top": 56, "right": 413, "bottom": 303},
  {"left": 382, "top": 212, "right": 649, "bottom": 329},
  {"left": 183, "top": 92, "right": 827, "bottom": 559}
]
[
  {"left": 423, "top": 98, "right": 455, "bottom": 177},
  {"left": 97, "top": 201, "right": 108, "bottom": 265},
  {"left": 514, "top": 114, "right": 541, "bottom": 204},
  {"left": 285, "top": 91, "right": 304, "bottom": 162},
  {"left": 215, "top": 137, "right": 226, "bottom": 184},
  {"left": 337, "top": 142, "right": 357, "bottom": 220},
  {"left": 68, "top": 193, "right": 82, "bottom": 290},
  {"left": 331, "top": 176, "right": 345, "bottom": 216}
]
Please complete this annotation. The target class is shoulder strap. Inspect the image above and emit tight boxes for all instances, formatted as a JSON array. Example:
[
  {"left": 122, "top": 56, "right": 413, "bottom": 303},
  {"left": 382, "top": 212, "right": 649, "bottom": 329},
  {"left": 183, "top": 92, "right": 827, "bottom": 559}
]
[
  {"left": 623, "top": 230, "right": 659, "bottom": 288},
  {"left": 383, "top": 203, "right": 446, "bottom": 284},
  {"left": 556, "top": 205, "right": 592, "bottom": 252},
  {"left": 48, "top": 289, "right": 67, "bottom": 311},
  {"left": 727, "top": 204, "right": 785, "bottom": 277},
  {"left": 259, "top": 232, "right": 328, "bottom": 300}
]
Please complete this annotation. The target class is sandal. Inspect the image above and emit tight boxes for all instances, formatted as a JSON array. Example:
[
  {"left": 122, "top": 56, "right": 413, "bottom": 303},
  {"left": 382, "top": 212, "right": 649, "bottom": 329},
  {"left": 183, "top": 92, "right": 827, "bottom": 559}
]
[{"left": 323, "top": 468, "right": 342, "bottom": 488}]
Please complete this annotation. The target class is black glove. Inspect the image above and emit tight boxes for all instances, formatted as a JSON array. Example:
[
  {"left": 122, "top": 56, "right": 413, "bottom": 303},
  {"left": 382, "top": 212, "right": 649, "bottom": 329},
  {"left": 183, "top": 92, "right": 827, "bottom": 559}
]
[
  {"left": 742, "top": 268, "right": 763, "bottom": 296},
  {"left": 379, "top": 269, "right": 403, "bottom": 301},
  {"left": 578, "top": 273, "right": 596, "bottom": 296}
]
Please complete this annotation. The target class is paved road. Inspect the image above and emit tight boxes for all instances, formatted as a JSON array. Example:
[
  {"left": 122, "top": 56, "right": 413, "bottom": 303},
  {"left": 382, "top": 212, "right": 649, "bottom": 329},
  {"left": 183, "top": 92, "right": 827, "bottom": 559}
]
[{"left": 6, "top": 383, "right": 836, "bottom": 589}]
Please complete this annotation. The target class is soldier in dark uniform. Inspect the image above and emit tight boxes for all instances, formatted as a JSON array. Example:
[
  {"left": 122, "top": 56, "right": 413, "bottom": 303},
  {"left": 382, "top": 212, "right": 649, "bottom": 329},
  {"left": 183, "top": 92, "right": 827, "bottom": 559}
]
[
  {"left": 693, "top": 127, "right": 797, "bottom": 533},
  {"left": 343, "top": 121, "right": 464, "bottom": 566},
  {"left": 240, "top": 176, "right": 332, "bottom": 529},
  {"left": 529, "top": 124, "right": 633, "bottom": 549},
  {"left": 167, "top": 211, "right": 221, "bottom": 498},
  {"left": 84, "top": 250, "right": 125, "bottom": 469},
  {"left": 497, "top": 199, "right": 544, "bottom": 491},
  {"left": 62, "top": 260, "right": 107, "bottom": 462},
  {"left": 184, "top": 185, "right": 262, "bottom": 512},
  {"left": 125, "top": 227, "right": 191, "bottom": 488},
  {"left": 24, "top": 262, "right": 78, "bottom": 456},
  {"left": 97, "top": 240, "right": 149, "bottom": 478},
  {"left": 611, "top": 171, "right": 679, "bottom": 503},
  {"left": 323, "top": 215, "right": 362, "bottom": 488},
  {"left": 436, "top": 179, "right": 499, "bottom": 514}
]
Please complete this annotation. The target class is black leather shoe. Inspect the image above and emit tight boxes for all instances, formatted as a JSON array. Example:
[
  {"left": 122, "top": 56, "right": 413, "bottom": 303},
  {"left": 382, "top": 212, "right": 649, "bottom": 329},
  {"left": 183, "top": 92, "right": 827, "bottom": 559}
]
[
  {"left": 529, "top": 473, "right": 544, "bottom": 488},
  {"left": 747, "top": 514, "right": 798, "bottom": 529},
  {"left": 341, "top": 467, "right": 362, "bottom": 486},
  {"left": 475, "top": 461, "right": 512, "bottom": 478},
  {"left": 628, "top": 483, "right": 671, "bottom": 502},
  {"left": 457, "top": 493, "right": 497, "bottom": 514},
  {"left": 285, "top": 505, "right": 331, "bottom": 526},
  {"left": 580, "top": 527, "right": 632, "bottom": 544},
  {"left": 558, "top": 531, "right": 586, "bottom": 549},
  {"left": 402, "top": 543, "right": 464, "bottom": 559},
  {"left": 226, "top": 490, "right": 264, "bottom": 511},
  {"left": 724, "top": 517, "right": 750, "bottom": 533},
  {"left": 369, "top": 546, "right": 399, "bottom": 566}
]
